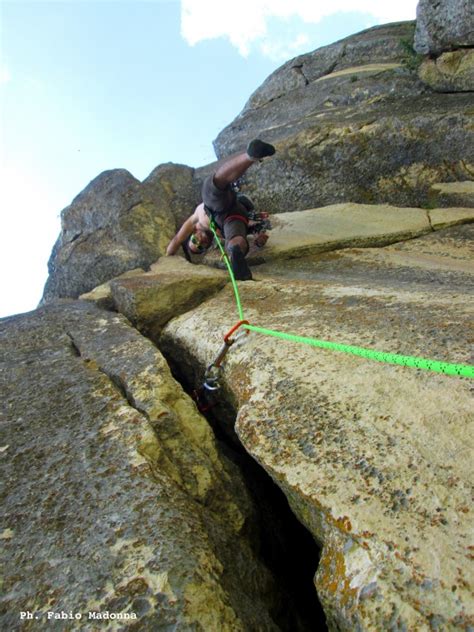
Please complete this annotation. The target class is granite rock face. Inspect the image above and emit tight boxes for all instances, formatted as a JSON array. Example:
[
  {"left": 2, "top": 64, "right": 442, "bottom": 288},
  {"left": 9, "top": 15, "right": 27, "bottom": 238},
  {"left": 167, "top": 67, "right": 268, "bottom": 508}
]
[
  {"left": 209, "top": 22, "right": 473, "bottom": 213},
  {"left": 414, "top": 0, "right": 474, "bottom": 55},
  {"left": 42, "top": 164, "right": 198, "bottom": 304},
  {"left": 21, "top": 6, "right": 474, "bottom": 629},
  {"left": 0, "top": 301, "right": 287, "bottom": 630},
  {"left": 160, "top": 223, "right": 474, "bottom": 631}
]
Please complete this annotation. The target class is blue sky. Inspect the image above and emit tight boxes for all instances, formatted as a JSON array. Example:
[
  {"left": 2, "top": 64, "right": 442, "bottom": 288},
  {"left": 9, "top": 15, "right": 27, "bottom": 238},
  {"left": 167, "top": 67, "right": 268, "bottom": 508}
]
[{"left": 0, "top": 0, "right": 417, "bottom": 317}]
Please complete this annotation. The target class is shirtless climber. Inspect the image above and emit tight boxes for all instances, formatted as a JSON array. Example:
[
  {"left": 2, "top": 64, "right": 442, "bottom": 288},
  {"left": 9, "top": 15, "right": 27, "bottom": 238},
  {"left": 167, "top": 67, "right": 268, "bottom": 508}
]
[{"left": 165, "top": 139, "right": 275, "bottom": 280}]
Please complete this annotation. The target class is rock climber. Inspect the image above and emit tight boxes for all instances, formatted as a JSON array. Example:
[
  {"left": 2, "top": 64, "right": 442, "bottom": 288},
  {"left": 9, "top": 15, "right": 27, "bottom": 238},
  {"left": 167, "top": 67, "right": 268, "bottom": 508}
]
[{"left": 165, "top": 139, "right": 275, "bottom": 280}]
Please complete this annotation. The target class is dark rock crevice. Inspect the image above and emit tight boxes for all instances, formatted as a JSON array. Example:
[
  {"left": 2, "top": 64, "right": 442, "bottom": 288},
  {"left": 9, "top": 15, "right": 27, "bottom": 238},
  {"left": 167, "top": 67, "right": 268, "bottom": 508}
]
[
  {"left": 66, "top": 330, "right": 143, "bottom": 416},
  {"left": 158, "top": 342, "right": 328, "bottom": 632},
  {"left": 425, "top": 209, "right": 435, "bottom": 231},
  {"left": 292, "top": 64, "right": 310, "bottom": 86}
]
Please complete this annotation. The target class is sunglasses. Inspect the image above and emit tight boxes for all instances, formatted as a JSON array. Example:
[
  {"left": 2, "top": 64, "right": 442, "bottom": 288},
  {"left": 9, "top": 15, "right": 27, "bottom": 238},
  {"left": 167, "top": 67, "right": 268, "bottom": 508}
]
[{"left": 189, "top": 233, "right": 208, "bottom": 253}]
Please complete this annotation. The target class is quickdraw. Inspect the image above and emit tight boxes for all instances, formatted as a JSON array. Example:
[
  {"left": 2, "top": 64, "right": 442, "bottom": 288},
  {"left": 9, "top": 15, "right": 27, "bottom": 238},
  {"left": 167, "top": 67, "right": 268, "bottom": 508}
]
[
  {"left": 193, "top": 320, "right": 249, "bottom": 412},
  {"left": 203, "top": 319, "right": 249, "bottom": 390}
]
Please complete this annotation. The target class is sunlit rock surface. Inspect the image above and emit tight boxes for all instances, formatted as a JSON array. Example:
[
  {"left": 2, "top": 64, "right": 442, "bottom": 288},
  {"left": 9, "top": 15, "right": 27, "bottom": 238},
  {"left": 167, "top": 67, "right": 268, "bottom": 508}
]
[
  {"left": 161, "top": 223, "right": 474, "bottom": 630},
  {"left": 0, "top": 302, "right": 286, "bottom": 630},
  {"left": 197, "top": 204, "right": 474, "bottom": 271},
  {"left": 248, "top": 203, "right": 474, "bottom": 262}
]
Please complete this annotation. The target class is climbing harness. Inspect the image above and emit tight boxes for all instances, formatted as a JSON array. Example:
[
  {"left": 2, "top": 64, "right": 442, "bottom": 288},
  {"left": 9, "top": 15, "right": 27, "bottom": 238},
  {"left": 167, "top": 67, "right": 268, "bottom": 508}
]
[
  {"left": 247, "top": 209, "right": 272, "bottom": 240},
  {"left": 235, "top": 192, "right": 272, "bottom": 238},
  {"left": 203, "top": 220, "right": 474, "bottom": 380}
]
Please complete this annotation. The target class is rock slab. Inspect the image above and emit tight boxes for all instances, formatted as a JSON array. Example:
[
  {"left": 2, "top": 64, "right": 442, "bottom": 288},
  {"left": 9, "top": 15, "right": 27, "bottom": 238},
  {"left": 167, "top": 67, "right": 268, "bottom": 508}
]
[
  {"left": 249, "top": 203, "right": 474, "bottom": 263},
  {"left": 161, "top": 224, "right": 474, "bottom": 631},
  {"left": 0, "top": 301, "right": 284, "bottom": 631}
]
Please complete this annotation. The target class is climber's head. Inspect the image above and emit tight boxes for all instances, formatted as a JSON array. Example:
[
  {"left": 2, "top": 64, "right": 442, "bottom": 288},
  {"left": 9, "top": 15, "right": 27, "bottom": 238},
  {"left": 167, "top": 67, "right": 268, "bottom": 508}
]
[{"left": 187, "top": 227, "right": 213, "bottom": 254}]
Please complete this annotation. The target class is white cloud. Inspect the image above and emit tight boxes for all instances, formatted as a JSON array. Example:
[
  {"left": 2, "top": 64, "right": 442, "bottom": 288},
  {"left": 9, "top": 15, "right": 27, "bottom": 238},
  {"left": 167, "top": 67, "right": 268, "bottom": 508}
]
[
  {"left": 261, "top": 33, "right": 311, "bottom": 62},
  {"left": 181, "top": 0, "right": 417, "bottom": 57}
]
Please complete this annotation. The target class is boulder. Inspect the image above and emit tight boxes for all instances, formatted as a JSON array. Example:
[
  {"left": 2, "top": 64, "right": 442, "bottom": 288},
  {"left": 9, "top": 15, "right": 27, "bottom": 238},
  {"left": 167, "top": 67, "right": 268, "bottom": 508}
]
[
  {"left": 414, "top": 0, "right": 474, "bottom": 55},
  {"left": 418, "top": 49, "right": 474, "bottom": 92},
  {"left": 108, "top": 257, "right": 228, "bottom": 341},
  {"left": 160, "top": 223, "right": 474, "bottom": 631},
  {"left": 207, "top": 22, "right": 473, "bottom": 212},
  {"left": 42, "top": 164, "right": 197, "bottom": 304},
  {"left": 143, "top": 162, "right": 200, "bottom": 229},
  {"left": 0, "top": 301, "right": 288, "bottom": 630}
]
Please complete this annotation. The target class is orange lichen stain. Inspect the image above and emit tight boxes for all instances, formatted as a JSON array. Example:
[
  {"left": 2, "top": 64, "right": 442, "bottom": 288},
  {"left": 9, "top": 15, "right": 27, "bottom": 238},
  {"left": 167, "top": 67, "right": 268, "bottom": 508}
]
[
  {"left": 335, "top": 515, "right": 352, "bottom": 532},
  {"left": 319, "top": 547, "right": 345, "bottom": 594},
  {"left": 318, "top": 544, "right": 358, "bottom": 608},
  {"left": 361, "top": 531, "right": 375, "bottom": 538}
]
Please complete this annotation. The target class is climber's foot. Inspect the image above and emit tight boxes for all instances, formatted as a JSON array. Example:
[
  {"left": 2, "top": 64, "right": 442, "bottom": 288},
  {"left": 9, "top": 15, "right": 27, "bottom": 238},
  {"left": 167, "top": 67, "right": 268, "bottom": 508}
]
[
  {"left": 229, "top": 245, "right": 253, "bottom": 281},
  {"left": 246, "top": 139, "right": 275, "bottom": 160}
]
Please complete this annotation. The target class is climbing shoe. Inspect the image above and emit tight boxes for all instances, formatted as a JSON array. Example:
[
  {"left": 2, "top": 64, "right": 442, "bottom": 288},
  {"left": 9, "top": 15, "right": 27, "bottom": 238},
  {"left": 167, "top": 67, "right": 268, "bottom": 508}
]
[
  {"left": 229, "top": 245, "right": 253, "bottom": 281},
  {"left": 247, "top": 139, "right": 276, "bottom": 160}
]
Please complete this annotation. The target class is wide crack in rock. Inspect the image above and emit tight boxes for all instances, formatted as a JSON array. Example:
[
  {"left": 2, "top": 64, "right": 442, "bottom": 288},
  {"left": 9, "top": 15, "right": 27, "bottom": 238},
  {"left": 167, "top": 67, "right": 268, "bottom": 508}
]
[{"left": 165, "top": 356, "right": 328, "bottom": 631}]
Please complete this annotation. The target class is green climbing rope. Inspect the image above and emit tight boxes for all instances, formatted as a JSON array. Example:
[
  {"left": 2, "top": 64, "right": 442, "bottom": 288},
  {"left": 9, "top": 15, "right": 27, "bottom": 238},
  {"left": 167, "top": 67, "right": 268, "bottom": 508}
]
[
  {"left": 210, "top": 220, "right": 245, "bottom": 320},
  {"left": 208, "top": 222, "right": 474, "bottom": 378},
  {"left": 244, "top": 324, "right": 474, "bottom": 378}
]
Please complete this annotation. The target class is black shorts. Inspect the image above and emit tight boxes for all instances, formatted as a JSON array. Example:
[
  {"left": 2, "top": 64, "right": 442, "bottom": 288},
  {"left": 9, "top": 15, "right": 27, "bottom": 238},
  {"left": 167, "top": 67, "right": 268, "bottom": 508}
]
[{"left": 202, "top": 175, "right": 249, "bottom": 242}]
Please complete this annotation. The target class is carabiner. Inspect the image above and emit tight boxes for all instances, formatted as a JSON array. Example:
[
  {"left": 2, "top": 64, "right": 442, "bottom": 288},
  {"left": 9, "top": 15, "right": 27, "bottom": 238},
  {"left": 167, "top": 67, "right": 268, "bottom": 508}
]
[
  {"left": 202, "top": 320, "right": 250, "bottom": 392},
  {"left": 203, "top": 364, "right": 223, "bottom": 391}
]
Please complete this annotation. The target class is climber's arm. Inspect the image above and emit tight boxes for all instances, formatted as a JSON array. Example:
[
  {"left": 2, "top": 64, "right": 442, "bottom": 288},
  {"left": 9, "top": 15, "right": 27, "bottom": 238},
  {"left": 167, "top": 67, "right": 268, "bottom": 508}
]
[{"left": 166, "top": 213, "right": 198, "bottom": 256}]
